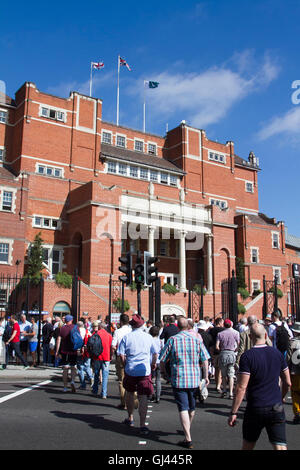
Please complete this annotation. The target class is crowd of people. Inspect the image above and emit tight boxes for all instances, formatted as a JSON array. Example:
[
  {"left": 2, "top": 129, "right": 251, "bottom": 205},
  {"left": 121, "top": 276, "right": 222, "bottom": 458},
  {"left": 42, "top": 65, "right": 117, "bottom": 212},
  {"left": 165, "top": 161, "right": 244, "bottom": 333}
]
[{"left": 0, "top": 309, "right": 300, "bottom": 450}]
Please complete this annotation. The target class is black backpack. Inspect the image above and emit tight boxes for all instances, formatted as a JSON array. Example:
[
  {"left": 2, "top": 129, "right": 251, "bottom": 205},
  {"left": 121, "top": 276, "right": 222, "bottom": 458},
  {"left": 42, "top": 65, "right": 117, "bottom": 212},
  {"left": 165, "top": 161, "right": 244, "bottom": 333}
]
[
  {"left": 87, "top": 333, "right": 103, "bottom": 357},
  {"left": 275, "top": 323, "right": 290, "bottom": 353},
  {"left": 2, "top": 323, "right": 12, "bottom": 343}
]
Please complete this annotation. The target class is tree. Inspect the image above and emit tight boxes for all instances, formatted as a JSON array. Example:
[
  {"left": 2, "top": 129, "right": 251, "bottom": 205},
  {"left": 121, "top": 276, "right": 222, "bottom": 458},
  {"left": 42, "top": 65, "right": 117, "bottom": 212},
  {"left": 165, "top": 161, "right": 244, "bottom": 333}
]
[
  {"left": 27, "top": 232, "right": 44, "bottom": 278},
  {"left": 236, "top": 257, "right": 246, "bottom": 289}
]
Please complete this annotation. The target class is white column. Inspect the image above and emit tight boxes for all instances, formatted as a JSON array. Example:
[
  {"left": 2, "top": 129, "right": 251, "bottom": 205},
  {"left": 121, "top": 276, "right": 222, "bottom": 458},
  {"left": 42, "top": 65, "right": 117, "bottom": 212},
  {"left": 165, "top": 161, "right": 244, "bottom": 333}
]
[
  {"left": 206, "top": 234, "right": 213, "bottom": 293},
  {"left": 179, "top": 230, "right": 187, "bottom": 292},
  {"left": 148, "top": 225, "right": 155, "bottom": 256}
]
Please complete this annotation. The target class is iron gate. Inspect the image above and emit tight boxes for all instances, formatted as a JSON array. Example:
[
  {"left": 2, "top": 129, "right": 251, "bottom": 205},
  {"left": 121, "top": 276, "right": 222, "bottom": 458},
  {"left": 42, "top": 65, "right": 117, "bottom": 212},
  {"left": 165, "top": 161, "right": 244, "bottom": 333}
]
[
  {"left": 262, "top": 275, "right": 278, "bottom": 319},
  {"left": 221, "top": 270, "right": 238, "bottom": 325},
  {"left": 188, "top": 278, "right": 204, "bottom": 321}
]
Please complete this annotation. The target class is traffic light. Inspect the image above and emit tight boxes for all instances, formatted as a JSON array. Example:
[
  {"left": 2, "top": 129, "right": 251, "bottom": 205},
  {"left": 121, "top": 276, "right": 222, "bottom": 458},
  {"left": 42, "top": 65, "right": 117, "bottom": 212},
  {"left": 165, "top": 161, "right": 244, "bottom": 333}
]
[
  {"left": 144, "top": 251, "right": 158, "bottom": 286},
  {"left": 118, "top": 252, "right": 132, "bottom": 285},
  {"left": 134, "top": 251, "right": 144, "bottom": 285}
]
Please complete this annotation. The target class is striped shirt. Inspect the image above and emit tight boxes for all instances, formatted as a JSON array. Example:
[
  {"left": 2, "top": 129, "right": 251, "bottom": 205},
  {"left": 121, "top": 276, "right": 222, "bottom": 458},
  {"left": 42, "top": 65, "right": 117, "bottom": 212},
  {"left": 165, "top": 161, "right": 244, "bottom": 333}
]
[{"left": 159, "top": 331, "right": 210, "bottom": 389}]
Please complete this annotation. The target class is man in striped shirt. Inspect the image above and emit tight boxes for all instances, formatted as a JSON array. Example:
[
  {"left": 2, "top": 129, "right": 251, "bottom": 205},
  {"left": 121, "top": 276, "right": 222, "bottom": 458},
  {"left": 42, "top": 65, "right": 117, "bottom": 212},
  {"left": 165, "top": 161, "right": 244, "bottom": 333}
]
[{"left": 160, "top": 317, "right": 210, "bottom": 449}]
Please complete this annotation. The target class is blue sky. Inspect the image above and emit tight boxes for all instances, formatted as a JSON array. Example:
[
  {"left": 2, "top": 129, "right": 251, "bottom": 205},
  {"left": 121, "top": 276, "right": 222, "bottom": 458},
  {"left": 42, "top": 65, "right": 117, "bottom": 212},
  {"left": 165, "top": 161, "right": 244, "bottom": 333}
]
[{"left": 1, "top": 0, "right": 300, "bottom": 235}]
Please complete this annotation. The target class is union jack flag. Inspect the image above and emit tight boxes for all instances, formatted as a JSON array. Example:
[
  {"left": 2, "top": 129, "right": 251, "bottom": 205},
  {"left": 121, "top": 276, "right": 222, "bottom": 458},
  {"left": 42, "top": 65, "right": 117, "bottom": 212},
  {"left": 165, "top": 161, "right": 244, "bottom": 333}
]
[{"left": 119, "top": 57, "right": 131, "bottom": 71}]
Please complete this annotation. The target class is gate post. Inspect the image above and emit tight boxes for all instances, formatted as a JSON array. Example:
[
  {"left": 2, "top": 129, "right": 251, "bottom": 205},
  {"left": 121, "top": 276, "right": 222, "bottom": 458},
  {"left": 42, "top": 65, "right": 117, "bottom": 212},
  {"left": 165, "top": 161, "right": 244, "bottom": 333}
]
[{"left": 154, "top": 277, "right": 161, "bottom": 326}]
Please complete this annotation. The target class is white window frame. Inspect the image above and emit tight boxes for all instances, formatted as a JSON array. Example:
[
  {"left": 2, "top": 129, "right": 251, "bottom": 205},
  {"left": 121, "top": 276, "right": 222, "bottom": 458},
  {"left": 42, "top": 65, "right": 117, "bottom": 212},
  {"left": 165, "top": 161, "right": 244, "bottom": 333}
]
[
  {"left": 250, "top": 247, "right": 259, "bottom": 264},
  {"left": 273, "top": 267, "right": 282, "bottom": 285},
  {"left": 0, "top": 238, "right": 13, "bottom": 265},
  {"left": 42, "top": 245, "right": 63, "bottom": 276},
  {"left": 140, "top": 167, "right": 149, "bottom": 180},
  {"left": 134, "top": 139, "right": 144, "bottom": 152},
  {"left": 0, "top": 186, "right": 17, "bottom": 213},
  {"left": 159, "top": 272, "right": 180, "bottom": 286},
  {"left": 210, "top": 198, "right": 227, "bottom": 209},
  {"left": 272, "top": 231, "right": 280, "bottom": 249},
  {"left": 33, "top": 215, "right": 61, "bottom": 230},
  {"left": 208, "top": 151, "right": 226, "bottom": 164},
  {"left": 150, "top": 170, "right": 158, "bottom": 182},
  {"left": 39, "top": 105, "right": 66, "bottom": 123},
  {"left": 245, "top": 181, "right": 254, "bottom": 193},
  {"left": 107, "top": 161, "right": 117, "bottom": 174},
  {"left": 160, "top": 172, "right": 169, "bottom": 185},
  {"left": 129, "top": 165, "right": 138, "bottom": 178},
  {"left": 251, "top": 280, "right": 261, "bottom": 292},
  {"left": 35, "top": 163, "right": 64, "bottom": 178},
  {"left": 118, "top": 162, "right": 127, "bottom": 176},
  {"left": 116, "top": 134, "right": 126, "bottom": 148},
  {"left": 148, "top": 142, "right": 157, "bottom": 155},
  {"left": 0, "top": 146, "right": 5, "bottom": 162},
  {"left": 101, "top": 130, "right": 112, "bottom": 145},
  {"left": 0, "top": 109, "right": 7, "bottom": 124}
]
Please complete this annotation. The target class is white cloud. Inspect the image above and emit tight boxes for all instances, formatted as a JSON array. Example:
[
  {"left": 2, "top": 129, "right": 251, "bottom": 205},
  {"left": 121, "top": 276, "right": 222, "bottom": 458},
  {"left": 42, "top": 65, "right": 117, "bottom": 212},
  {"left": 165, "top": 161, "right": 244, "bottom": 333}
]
[
  {"left": 47, "top": 71, "right": 114, "bottom": 98},
  {"left": 128, "top": 53, "right": 280, "bottom": 128},
  {"left": 258, "top": 106, "right": 300, "bottom": 141}
]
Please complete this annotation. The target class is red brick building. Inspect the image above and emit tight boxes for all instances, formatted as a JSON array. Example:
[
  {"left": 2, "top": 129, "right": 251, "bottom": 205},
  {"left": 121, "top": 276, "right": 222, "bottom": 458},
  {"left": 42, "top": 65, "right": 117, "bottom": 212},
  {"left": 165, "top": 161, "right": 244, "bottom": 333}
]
[{"left": 0, "top": 81, "right": 299, "bottom": 320}]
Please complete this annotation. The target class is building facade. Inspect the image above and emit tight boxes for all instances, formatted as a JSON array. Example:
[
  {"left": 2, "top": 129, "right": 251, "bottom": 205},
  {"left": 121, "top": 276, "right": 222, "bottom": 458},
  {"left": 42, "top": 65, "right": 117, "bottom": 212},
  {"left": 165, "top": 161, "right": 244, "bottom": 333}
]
[{"left": 0, "top": 82, "right": 299, "bottom": 320}]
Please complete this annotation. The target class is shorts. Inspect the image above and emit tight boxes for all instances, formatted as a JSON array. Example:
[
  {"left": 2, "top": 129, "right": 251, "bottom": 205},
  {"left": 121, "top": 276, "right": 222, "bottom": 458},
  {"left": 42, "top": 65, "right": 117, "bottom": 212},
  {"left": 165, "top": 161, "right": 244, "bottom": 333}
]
[
  {"left": 219, "top": 351, "right": 236, "bottom": 378},
  {"left": 172, "top": 387, "right": 198, "bottom": 412},
  {"left": 243, "top": 404, "right": 287, "bottom": 446},
  {"left": 29, "top": 342, "right": 38, "bottom": 353},
  {"left": 123, "top": 374, "right": 153, "bottom": 396},
  {"left": 20, "top": 340, "right": 28, "bottom": 353},
  {"left": 61, "top": 353, "right": 77, "bottom": 367}
]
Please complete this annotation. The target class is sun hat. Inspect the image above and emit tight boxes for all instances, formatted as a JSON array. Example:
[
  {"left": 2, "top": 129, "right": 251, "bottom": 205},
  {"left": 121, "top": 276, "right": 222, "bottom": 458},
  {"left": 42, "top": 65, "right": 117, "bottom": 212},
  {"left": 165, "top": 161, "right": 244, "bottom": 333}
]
[
  {"left": 198, "top": 320, "right": 209, "bottom": 330},
  {"left": 129, "top": 314, "right": 145, "bottom": 328}
]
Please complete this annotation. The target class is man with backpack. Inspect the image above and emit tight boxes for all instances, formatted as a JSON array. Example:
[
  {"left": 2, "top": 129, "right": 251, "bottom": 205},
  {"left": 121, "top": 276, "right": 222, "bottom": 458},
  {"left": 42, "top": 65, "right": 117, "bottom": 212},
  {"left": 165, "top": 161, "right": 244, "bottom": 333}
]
[
  {"left": 269, "top": 311, "right": 293, "bottom": 357},
  {"left": 90, "top": 321, "right": 112, "bottom": 399},
  {"left": 287, "top": 322, "right": 300, "bottom": 424},
  {"left": 55, "top": 315, "right": 78, "bottom": 393}
]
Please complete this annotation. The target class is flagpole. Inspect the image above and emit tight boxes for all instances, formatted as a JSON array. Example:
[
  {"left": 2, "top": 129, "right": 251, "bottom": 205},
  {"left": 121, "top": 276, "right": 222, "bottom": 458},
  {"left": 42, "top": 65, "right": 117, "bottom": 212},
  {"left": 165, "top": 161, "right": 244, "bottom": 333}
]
[
  {"left": 117, "top": 55, "right": 120, "bottom": 126},
  {"left": 90, "top": 62, "right": 93, "bottom": 97},
  {"left": 143, "top": 81, "right": 146, "bottom": 133}
]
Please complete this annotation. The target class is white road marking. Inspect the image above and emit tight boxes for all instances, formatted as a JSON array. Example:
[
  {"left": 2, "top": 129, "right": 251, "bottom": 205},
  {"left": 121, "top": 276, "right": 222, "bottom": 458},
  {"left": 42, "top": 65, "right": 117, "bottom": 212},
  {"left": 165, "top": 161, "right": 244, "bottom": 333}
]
[{"left": 0, "top": 380, "right": 52, "bottom": 404}]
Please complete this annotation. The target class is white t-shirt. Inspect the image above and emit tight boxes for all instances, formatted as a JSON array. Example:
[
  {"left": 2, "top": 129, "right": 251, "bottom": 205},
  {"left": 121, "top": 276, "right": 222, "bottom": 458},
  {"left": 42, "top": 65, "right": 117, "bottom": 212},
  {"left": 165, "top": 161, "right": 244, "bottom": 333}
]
[{"left": 112, "top": 325, "right": 132, "bottom": 352}]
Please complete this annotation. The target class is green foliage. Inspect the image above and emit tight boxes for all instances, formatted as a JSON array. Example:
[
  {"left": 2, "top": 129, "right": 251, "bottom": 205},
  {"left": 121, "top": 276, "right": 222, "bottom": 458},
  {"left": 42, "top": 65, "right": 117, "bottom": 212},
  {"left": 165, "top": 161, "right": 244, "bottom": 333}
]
[
  {"left": 236, "top": 257, "right": 246, "bottom": 289},
  {"left": 193, "top": 284, "right": 206, "bottom": 296},
  {"left": 129, "top": 281, "right": 146, "bottom": 292},
  {"left": 55, "top": 272, "right": 72, "bottom": 289},
  {"left": 27, "top": 232, "right": 44, "bottom": 277},
  {"left": 238, "top": 302, "right": 246, "bottom": 314},
  {"left": 238, "top": 287, "right": 250, "bottom": 299},
  {"left": 113, "top": 298, "right": 130, "bottom": 312},
  {"left": 162, "top": 283, "right": 179, "bottom": 295},
  {"left": 268, "top": 286, "right": 284, "bottom": 298}
]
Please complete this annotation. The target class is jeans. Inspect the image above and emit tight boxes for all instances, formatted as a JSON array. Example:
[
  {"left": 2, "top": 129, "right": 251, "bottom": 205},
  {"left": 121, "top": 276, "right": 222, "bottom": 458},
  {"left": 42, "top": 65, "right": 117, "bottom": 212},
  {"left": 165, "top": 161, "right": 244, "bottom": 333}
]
[
  {"left": 6, "top": 342, "right": 28, "bottom": 367},
  {"left": 92, "top": 360, "right": 110, "bottom": 397},
  {"left": 77, "top": 357, "right": 93, "bottom": 388},
  {"left": 43, "top": 344, "right": 52, "bottom": 365}
]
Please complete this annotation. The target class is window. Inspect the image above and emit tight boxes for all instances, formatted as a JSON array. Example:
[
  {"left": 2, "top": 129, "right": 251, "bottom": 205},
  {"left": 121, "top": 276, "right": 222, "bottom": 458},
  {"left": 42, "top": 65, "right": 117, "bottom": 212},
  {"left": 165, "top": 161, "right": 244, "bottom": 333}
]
[
  {"left": 208, "top": 151, "right": 226, "bottom": 164},
  {"left": 159, "top": 241, "right": 168, "bottom": 256},
  {"left": 0, "top": 289, "right": 7, "bottom": 308},
  {"left": 148, "top": 143, "right": 157, "bottom": 155},
  {"left": 160, "top": 172, "right": 168, "bottom": 184},
  {"left": 2, "top": 191, "right": 13, "bottom": 211},
  {"left": 102, "top": 131, "right": 112, "bottom": 144},
  {"left": 0, "top": 110, "right": 7, "bottom": 124},
  {"left": 251, "top": 248, "right": 259, "bottom": 263},
  {"left": 0, "top": 243, "right": 9, "bottom": 263},
  {"left": 169, "top": 175, "right": 177, "bottom": 187},
  {"left": 42, "top": 247, "right": 62, "bottom": 275},
  {"left": 140, "top": 168, "right": 148, "bottom": 180},
  {"left": 33, "top": 216, "right": 60, "bottom": 230},
  {"left": 129, "top": 165, "right": 138, "bottom": 178},
  {"left": 36, "top": 164, "right": 63, "bottom": 178},
  {"left": 272, "top": 232, "right": 279, "bottom": 249},
  {"left": 135, "top": 140, "right": 144, "bottom": 152},
  {"left": 40, "top": 107, "right": 65, "bottom": 122},
  {"left": 273, "top": 267, "right": 281, "bottom": 285},
  {"left": 0, "top": 148, "right": 5, "bottom": 162},
  {"left": 118, "top": 163, "right": 127, "bottom": 175},
  {"left": 210, "top": 198, "right": 227, "bottom": 209},
  {"left": 150, "top": 170, "right": 158, "bottom": 182},
  {"left": 246, "top": 182, "right": 254, "bottom": 193},
  {"left": 107, "top": 161, "right": 117, "bottom": 174},
  {"left": 252, "top": 280, "right": 261, "bottom": 292},
  {"left": 116, "top": 135, "right": 126, "bottom": 148}
]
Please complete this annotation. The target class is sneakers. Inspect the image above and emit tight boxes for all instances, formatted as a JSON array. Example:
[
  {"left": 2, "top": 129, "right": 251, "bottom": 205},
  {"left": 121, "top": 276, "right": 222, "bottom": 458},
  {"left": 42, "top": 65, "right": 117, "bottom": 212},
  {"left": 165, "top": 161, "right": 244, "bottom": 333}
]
[
  {"left": 139, "top": 426, "right": 150, "bottom": 436},
  {"left": 23, "top": 366, "right": 30, "bottom": 370},
  {"left": 123, "top": 418, "right": 134, "bottom": 427}
]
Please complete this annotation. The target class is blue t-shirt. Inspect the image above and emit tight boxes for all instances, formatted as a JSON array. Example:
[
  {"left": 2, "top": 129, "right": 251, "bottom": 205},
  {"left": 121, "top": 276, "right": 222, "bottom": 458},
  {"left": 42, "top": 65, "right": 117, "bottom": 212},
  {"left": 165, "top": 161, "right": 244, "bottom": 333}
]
[
  {"left": 239, "top": 345, "right": 288, "bottom": 408},
  {"left": 118, "top": 328, "right": 160, "bottom": 377}
]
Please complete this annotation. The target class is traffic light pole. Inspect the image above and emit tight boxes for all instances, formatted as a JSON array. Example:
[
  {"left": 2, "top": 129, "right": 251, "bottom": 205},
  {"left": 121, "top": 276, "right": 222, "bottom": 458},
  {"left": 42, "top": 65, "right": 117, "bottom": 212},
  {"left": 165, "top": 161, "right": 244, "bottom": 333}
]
[{"left": 137, "top": 282, "right": 142, "bottom": 317}]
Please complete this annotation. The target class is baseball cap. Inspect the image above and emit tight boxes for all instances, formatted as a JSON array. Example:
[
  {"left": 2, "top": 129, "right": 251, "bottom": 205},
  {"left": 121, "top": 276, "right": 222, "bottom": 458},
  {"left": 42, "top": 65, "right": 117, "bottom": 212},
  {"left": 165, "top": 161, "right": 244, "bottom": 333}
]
[
  {"left": 224, "top": 319, "right": 233, "bottom": 327},
  {"left": 65, "top": 315, "right": 73, "bottom": 322}
]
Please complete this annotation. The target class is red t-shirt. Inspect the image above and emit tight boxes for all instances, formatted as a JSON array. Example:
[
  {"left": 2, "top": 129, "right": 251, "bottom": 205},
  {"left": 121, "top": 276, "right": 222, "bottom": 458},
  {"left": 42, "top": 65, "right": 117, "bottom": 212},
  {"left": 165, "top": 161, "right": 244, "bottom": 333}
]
[
  {"left": 12, "top": 322, "right": 20, "bottom": 343},
  {"left": 94, "top": 329, "right": 112, "bottom": 361}
]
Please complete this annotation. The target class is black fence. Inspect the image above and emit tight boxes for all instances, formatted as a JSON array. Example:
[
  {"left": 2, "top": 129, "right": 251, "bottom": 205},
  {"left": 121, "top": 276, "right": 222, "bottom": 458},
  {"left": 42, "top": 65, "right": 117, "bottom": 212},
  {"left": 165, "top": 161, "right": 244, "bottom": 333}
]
[
  {"left": 290, "top": 278, "right": 300, "bottom": 321},
  {"left": 221, "top": 270, "right": 238, "bottom": 326},
  {"left": 188, "top": 278, "right": 204, "bottom": 321},
  {"left": 262, "top": 275, "right": 279, "bottom": 318}
]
